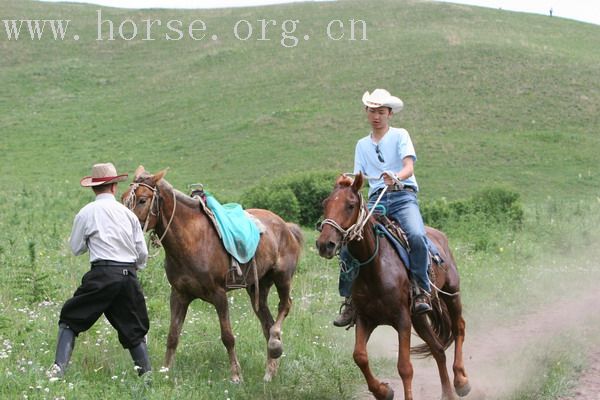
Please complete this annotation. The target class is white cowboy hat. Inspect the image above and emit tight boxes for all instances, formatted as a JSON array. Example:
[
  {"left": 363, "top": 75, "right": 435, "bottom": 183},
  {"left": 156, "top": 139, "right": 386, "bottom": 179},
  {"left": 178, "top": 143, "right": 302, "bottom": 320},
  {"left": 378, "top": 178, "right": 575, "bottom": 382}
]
[
  {"left": 80, "top": 162, "right": 128, "bottom": 187},
  {"left": 362, "top": 89, "right": 404, "bottom": 113}
]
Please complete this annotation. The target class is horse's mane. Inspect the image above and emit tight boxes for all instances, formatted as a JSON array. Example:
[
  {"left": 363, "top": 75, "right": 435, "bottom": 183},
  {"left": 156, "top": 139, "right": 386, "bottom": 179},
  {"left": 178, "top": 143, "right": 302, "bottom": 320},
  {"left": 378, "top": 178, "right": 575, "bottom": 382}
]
[{"left": 156, "top": 177, "right": 205, "bottom": 211}]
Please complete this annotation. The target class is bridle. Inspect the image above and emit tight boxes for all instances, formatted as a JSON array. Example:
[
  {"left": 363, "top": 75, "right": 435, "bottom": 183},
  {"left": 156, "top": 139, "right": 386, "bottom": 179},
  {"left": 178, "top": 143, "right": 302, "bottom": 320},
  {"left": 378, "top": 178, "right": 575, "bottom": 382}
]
[
  {"left": 124, "top": 181, "right": 177, "bottom": 249},
  {"left": 318, "top": 186, "right": 388, "bottom": 245}
]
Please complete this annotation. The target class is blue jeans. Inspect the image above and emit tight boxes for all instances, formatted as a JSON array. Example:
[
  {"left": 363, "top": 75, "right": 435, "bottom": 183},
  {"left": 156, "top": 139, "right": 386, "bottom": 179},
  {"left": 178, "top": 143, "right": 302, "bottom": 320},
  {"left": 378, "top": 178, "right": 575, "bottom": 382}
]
[{"left": 338, "top": 189, "right": 430, "bottom": 297}]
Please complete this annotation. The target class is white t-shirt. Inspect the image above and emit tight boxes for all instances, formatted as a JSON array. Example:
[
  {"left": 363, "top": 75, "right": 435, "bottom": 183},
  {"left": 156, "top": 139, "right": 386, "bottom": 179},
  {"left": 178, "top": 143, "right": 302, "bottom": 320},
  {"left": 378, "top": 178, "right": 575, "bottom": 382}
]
[{"left": 354, "top": 127, "right": 419, "bottom": 197}]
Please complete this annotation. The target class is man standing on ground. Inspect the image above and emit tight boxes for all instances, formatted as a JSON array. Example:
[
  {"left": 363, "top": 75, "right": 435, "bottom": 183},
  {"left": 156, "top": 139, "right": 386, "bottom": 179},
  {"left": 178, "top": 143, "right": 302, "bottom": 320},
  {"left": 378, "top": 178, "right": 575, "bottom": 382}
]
[{"left": 48, "top": 162, "right": 151, "bottom": 379}]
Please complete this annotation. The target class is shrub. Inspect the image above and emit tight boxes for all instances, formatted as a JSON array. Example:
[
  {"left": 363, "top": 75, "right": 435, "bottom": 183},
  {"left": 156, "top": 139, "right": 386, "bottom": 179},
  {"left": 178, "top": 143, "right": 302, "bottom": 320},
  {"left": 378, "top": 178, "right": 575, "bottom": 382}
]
[
  {"left": 421, "top": 197, "right": 452, "bottom": 229},
  {"left": 470, "top": 187, "right": 524, "bottom": 227},
  {"left": 423, "top": 187, "right": 523, "bottom": 229},
  {"left": 422, "top": 187, "right": 524, "bottom": 251},
  {"left": 241, "top": 186, "right": 301, "bottom": 223},
  {"left": 280, "top": 171, "right": 338, "bottom": 226},
  {"left": 240, "top": 171, "right": 338, "bottom": 227}
]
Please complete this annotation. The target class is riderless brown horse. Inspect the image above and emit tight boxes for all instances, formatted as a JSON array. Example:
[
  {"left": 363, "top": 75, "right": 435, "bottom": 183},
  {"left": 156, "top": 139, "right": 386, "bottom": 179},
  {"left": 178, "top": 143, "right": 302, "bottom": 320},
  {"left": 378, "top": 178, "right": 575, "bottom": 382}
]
[
  {"left": 316, "top": 173, "right": 470, "bottom": 400},
  {"left": 122, "top": 166, "right": 303, "bottom": 382}
]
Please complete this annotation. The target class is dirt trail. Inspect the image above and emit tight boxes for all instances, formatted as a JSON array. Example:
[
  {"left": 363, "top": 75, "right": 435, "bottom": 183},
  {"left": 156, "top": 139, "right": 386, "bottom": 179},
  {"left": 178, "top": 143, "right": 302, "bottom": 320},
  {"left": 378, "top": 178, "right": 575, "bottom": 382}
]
[
  {"left": 357, "top": 289, "right": 600, "bottom": 399},
  {"left": 557, "top": 349, "right": 600, "bottom": 400}
]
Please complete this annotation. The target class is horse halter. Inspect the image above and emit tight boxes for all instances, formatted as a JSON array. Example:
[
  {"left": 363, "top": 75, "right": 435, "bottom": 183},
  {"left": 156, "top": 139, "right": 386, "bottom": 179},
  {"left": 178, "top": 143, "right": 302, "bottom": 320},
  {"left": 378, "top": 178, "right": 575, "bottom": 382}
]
[
  {"left": 318, "top": 192, "right": 370, "bottom": 244},
  {"left": 124, "top": 181, "right": 178, "bottom": 254},
  {"left": 318, "top": 186, "right": 389, "bottom": 245},
  {"left": 124, "top": 182, "right": 160, "bottom": 234}
]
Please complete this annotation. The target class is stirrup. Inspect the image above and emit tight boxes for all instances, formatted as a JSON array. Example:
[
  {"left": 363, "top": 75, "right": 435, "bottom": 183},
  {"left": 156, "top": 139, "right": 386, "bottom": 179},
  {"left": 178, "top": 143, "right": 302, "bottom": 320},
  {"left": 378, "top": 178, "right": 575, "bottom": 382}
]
[
  {"left": 333, "top": 298, "right": 355, "bottom": 328},
  {"left": 412, "top": 291, "right": 432, "bottom": 315}
]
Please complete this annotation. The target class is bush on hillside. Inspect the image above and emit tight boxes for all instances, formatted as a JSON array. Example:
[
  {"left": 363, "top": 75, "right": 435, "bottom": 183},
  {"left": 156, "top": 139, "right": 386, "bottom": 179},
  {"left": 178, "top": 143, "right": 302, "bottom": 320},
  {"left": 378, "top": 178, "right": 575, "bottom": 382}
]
[
  {"left": 241, "top": 186, "right": 301, "bottom": 223},
  {"left": 421, "top": 187, "right": 524, "bottom": 252},
  {"left": 240, "top": 171, "right": 338, "bottom": 226},
  {"left": 422, "top": 187, "right": 523, "bottom": 229}
]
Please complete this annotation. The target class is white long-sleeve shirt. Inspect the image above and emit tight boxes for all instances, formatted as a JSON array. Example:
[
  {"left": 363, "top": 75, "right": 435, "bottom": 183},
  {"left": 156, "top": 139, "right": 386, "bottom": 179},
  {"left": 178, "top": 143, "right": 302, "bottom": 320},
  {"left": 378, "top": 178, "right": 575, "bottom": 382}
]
[{"left": 69, "top": 193, "right": 148, "bottom": 269}]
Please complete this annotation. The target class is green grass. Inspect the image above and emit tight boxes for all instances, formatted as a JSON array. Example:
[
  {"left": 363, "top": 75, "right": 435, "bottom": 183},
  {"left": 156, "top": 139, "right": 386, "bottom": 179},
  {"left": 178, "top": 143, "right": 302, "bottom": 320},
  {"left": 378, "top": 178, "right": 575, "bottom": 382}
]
[
  {"left": 1, "top": 0, "right": 600, "bottom": 398},
  {"left": 2, "top": 180, "right": 600, "bottom": 399}
]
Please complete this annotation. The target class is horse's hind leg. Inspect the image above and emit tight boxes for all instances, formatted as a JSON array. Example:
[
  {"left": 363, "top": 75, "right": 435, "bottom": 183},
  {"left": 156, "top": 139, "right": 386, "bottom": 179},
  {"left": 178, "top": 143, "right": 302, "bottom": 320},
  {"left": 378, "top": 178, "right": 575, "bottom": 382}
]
[
  {"left": 164, "top": 290, "right": 191, "bottom": 370},
  {"left": 444, "top": 293, "right": 470, "bottom": 397},
  {"left": 212, "top": 289, "right": 242, "bottom": 383},
  {"left": 261, "top": 270, "right": 295, "bottom": 381},
  {"left": 246, "top": 279, "right": 279, "bottom": 381},
  {"left": 270, "top": 272, "right": 294, "bottom": 358},
  {"left": 413, "top": 316, "right": 456, "bottom": 400},
  {"left": 396, "top": 312, "right": 414, "bottom": 400}
]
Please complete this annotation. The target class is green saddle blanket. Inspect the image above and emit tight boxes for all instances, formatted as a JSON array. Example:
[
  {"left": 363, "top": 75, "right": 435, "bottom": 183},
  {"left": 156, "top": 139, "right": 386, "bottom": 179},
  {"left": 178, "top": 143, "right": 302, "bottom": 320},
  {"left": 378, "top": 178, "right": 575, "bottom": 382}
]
[{"left": 205, "top": 195, "right": 260, "bottom": 264}]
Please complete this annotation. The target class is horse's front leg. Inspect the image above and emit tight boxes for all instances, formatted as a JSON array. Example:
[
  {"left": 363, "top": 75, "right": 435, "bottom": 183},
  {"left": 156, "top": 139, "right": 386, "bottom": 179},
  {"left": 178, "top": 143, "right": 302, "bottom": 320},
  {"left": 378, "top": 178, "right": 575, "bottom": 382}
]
[
  {"left": 164, "top": 290, "right": 191, "bottom": 370},
  {"left": 354, "top": 318, "right": 394, "bottom": 400},
  {"left": 213, "top": 289, "right": 242, "bottom": 383}
]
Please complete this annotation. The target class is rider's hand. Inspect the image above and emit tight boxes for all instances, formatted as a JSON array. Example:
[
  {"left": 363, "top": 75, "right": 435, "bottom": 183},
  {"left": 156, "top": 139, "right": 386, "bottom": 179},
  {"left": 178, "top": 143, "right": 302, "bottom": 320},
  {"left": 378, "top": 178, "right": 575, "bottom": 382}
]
[{"left": 381, "top": 171, "right": 396, "bottom": 186}]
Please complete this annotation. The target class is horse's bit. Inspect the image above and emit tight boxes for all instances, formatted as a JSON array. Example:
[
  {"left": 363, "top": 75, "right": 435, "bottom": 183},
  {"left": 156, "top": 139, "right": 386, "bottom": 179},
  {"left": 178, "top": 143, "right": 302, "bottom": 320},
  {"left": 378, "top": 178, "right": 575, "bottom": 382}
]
[{"left": 318, "top": 186, "right": 388, "bottom": 244}]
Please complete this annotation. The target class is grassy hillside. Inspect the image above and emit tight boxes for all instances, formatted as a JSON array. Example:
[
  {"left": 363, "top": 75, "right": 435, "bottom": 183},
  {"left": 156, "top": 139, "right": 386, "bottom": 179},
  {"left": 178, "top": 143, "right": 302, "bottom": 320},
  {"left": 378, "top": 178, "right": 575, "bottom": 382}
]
[{"left": 1, "top": 0, "right": 599, "bottom": 202}]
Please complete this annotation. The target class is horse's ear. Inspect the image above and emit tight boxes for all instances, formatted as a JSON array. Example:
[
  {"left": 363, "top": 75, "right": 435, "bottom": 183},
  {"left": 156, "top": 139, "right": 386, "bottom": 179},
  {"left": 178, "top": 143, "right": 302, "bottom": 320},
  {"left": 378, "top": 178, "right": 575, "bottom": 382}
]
[
  {"left": 134, "top": 165, "right": 145, "bottom": 179},
  {"left": 351, "top": 172, "right": 364, "bottom": 192},
  {"left": 152, "top": 168, "right": 168, "bottom": 184}
]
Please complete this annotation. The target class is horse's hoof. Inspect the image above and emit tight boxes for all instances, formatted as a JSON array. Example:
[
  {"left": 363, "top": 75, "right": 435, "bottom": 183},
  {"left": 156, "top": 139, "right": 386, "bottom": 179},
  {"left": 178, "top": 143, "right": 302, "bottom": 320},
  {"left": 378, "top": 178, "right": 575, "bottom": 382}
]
[
  {"left": 268, "top": 338, "right": 283, "bottom": 359},
  {"left": 384, "top": 386, "right": 394, "bottom": 400},
  {"left": 456, "top": 382, "right": 472, "bottom": 397},
  {"left": 376, "top": 382, "right": 394, "bottom": 400}
]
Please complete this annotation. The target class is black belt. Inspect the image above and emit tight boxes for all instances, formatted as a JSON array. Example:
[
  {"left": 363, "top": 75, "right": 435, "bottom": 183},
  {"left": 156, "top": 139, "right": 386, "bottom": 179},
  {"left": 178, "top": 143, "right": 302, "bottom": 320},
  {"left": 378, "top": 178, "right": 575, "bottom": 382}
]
[
  {"left": 373, "top": 185, "right": 417, "bottom": 196},
  {"left": 91, "top": 260, "right": 135, "bottom": 267},
  {"left": 91, "top": 260, "right": 136, "bottom": 275}
]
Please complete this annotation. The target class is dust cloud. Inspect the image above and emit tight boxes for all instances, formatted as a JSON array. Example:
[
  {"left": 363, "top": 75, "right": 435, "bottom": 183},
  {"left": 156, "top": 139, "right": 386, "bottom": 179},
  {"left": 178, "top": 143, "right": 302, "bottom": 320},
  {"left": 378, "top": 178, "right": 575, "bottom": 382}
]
[{"left": 357, "top": 256, "right": 600, "bottom": 399}]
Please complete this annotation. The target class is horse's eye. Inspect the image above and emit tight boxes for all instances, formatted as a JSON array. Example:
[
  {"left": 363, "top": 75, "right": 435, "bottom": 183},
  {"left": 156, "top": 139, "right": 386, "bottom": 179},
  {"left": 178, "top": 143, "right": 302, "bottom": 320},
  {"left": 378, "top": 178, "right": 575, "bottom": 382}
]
[
  {"left": 347, "top": 203, "right": 355, "bottom": 211},
  {"left": 139, "top": 198, "right": 147, "bottom": 205}
]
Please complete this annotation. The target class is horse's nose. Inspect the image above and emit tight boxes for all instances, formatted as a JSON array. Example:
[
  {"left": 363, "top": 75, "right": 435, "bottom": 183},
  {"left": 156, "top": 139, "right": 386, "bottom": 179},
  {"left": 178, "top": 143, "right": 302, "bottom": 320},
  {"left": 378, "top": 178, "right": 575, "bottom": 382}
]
[{"left": 316, "top": 239, "right": 337, "bottom": 258}]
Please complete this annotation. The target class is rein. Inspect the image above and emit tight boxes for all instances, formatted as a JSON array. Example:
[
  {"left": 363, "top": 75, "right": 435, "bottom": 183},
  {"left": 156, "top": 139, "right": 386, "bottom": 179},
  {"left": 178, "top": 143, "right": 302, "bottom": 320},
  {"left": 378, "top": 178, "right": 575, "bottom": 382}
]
[
  {"left": 319, "top": 185, "right": 388, "bottom": 245},
  {"left": 319, "top": 181, "right": 461, "bottom": 299},
  {"left": 125, "top": 182, "right": 177, "bottom": 253},
  {"left": 318, "top": 186, "right": 389, "bottom": 274}
]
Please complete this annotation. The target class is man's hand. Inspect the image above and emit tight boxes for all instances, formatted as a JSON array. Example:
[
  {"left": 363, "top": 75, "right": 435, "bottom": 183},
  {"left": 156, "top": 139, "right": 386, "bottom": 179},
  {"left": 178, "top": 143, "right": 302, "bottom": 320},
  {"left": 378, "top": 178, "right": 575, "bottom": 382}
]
[{"left": 381, "top": 171, "right": 403, "bottom": 186}]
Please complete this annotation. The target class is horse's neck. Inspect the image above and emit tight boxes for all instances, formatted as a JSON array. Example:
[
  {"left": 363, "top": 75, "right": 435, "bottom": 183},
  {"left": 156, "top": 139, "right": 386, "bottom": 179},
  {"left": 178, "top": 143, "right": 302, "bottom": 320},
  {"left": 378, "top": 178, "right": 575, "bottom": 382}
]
[
  {"left": 347, "top": 220, "right": 378, "bottom": 265},
  {"left": 155, "top": 180, "right": 213, "bottom": 242}
]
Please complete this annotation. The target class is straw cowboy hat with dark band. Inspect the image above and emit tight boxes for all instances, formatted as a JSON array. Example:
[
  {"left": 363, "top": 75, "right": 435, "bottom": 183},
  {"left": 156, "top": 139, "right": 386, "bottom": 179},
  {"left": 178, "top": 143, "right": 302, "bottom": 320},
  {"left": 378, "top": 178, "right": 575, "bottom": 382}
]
[
  {"left": 362, "top": 89, "right": 404, "bottom": 113},
  {"left": 80, "top": 163, "right": 128, "bottom": 187}
]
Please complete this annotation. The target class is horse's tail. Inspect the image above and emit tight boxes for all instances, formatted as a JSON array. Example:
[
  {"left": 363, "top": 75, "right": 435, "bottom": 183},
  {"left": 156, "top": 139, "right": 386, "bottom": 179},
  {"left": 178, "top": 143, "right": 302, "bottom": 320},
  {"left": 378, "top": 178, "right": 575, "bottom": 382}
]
[
  {"left": 286, "top": 223, "right": 304, "bottom": 247},
  {"left": 410, "top": 297, "right": 454, "bottom": 357}
]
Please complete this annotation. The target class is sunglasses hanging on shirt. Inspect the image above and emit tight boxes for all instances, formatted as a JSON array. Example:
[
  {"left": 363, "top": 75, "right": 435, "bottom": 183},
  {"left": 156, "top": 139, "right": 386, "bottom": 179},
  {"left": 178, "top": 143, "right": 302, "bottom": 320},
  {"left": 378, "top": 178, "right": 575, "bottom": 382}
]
[{"left": 375, "top": 144, "right": 385, "bottom": 163}]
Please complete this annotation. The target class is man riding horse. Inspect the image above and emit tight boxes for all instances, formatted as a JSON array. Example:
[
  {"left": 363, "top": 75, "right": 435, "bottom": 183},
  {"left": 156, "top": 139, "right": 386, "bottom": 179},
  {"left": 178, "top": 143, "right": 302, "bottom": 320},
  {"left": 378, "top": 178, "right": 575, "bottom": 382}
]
[{"left": 334, "top": 88, "right": 432, "bottom": 327}]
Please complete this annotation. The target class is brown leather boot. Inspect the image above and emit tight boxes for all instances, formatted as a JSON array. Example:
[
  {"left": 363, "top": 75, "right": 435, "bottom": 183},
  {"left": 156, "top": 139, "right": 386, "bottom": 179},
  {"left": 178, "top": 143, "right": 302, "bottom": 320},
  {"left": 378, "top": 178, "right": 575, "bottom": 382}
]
[{"left": 333, "top": 297, "right": 355, "bottom": 327}]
